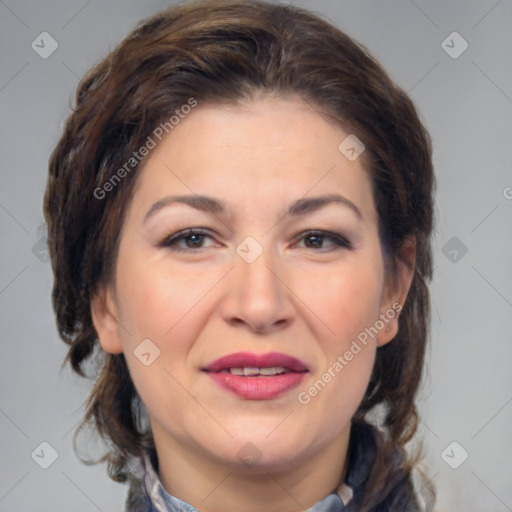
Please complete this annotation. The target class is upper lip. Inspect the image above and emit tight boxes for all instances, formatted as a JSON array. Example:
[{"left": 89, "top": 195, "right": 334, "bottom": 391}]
[{"left": 202, "top": 351, "right": 309, "bottom": 372}]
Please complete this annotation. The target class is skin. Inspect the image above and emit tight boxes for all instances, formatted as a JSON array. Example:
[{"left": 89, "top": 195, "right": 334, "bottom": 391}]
[{"left": 91, "top": 95, "right": 415, "bottom": 512}]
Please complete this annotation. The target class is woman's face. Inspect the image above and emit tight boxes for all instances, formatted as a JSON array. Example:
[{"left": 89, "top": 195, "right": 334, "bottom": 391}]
[{"left": 92, "top": 96, "right": 414, "bottom": 473}]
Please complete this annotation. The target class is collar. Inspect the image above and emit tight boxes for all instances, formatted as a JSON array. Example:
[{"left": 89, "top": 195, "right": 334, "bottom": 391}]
[
  {"left": 130, "top": 448, "right": 355, "bottom": 512},
  {"left": 125, "top": 423, "right": 428, "bottom": 512}
]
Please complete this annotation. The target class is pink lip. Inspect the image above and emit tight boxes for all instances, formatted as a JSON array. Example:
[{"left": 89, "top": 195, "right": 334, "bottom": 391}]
[
  {"left": 202, "top": 351, "right": 309, "bottom": 373},
  {"left": 202, "top": 351, "right": 309, "bottom": 400}
]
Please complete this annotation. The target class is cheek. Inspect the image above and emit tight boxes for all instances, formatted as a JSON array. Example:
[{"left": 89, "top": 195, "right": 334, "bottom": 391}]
[
  {"left": 116, "top": 258, "right": 206, "bottom": 431},
  {"left": 293, "top": 258, "right": 383, "bottom": 344},
  {"left": 293, "top": 257, "right": 382, "bottom": 407},
  {"left": 116, "top": 252, "right": 214, "bottom": 343}
]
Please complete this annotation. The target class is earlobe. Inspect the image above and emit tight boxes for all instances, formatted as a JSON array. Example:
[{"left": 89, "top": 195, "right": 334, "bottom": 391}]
[
  {"left": 90, "top": 284, "right": 124, "bottom": 354},
  {"left": 376, "top": 236, "right": 416, "bottom": 347}
]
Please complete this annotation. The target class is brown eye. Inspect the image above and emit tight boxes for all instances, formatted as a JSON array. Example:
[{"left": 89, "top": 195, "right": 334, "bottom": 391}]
[
  {"left": 160, "top": 229, "right": 217, "bottom": 252},
  {"left": 298, "top": 231, "right": 351, "bottom": 250}
]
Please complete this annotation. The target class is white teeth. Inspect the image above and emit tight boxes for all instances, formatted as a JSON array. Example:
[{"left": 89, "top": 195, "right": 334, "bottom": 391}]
[
  {"left": 259, "top": 366, "right": 287, "bottom": 375},
  {"left": 229, "top": 366, "right": 288, "bottom": 376},
  {"left": 259, "top": 367, "right": 277, "bottom": 376},
  {"left": 243, "top": 367, "right": 260, "bottom": 376}
]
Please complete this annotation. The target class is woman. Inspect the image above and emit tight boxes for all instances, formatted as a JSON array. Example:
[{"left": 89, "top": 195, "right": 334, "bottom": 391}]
[{"left": 44, "top": 0, "right": 436, "bottom": 510}]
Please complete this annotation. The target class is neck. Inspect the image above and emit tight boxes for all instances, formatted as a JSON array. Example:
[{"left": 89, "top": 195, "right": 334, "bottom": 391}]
[{"left": 151, "top": 423, "right": 351, "bottom": 512}]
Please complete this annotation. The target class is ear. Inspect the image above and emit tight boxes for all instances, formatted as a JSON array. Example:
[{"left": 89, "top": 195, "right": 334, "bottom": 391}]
[
  {"left": 90, "top": 283, "right": 123, "bottom": 354},
  {"left": 376, "top": 236, "right": 416, "bottom": 347}
]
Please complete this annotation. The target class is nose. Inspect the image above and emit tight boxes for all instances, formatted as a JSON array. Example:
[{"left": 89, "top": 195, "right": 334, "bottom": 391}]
[{"left": 218, "top": 244, "right": 294, "bottom": 335}]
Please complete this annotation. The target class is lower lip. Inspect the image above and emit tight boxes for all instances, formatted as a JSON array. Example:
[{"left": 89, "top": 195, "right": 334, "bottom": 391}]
[{"left": 204, "top": 371, "right": 307, "bottom": 400}]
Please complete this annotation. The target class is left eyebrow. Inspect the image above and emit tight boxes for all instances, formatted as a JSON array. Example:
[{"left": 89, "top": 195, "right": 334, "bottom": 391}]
[
  {"left": 287, "top": 194, "right": 363, "bottom": 220},
  {"left": 143, "top": 193, "right": 363, "bottom": 224}
]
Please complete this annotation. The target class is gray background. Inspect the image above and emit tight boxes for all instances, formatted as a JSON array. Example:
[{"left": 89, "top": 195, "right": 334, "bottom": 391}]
[{"left": 1, "top": 0, "right": 511, "bottom": 510}]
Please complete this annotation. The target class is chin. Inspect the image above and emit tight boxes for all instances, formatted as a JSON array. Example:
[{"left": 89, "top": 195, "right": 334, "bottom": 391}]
[
  {"left": 226, "top": 429, "right": 312, "bottom": 470},
  {"left": 225, "top": 444, "right": 307, "bottom": 474}
]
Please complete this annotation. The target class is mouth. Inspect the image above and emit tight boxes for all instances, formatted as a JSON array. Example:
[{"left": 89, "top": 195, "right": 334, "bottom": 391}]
[
  {"left": 214, "top": 366, "right": 298, "bottom": 376},
  {"left": 202, "top": 351, "right": 309, "bottom": 373},
  {"left": 202, "top": 352, "right": 309, "bottom": 400}
]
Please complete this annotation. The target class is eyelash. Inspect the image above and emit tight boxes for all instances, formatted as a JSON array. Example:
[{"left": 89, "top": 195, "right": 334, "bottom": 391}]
[{"left": 159, "top": 229, "right": 352, "bottom": 253}]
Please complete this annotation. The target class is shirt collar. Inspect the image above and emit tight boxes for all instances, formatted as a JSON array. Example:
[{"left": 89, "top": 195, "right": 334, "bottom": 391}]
[{"left": 135, "top": 448, "right": 355, "bottom": 512}]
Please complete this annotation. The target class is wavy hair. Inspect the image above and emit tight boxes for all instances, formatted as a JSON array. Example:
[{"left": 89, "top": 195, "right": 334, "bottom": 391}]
[{"left": 43, "top": 1, "right": 436, "bottom": 510}]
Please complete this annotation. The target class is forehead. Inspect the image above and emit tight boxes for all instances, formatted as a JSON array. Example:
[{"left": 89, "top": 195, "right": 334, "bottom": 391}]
[{"left": 129, "top": 97, "right": 377, "bottom": 224}]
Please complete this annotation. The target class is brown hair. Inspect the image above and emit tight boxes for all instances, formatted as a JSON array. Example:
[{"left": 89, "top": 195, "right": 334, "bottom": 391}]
[{"left": 44, "top": 0, "right": 436, "bottom": 510}]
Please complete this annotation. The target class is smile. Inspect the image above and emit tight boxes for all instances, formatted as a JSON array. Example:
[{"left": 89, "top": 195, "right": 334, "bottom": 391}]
[
  {"left": 220, "top": 366, "right": 290, "bottom": 376},
  {"left": 202, "top": 351, "right": 309, "bottom": 400}
]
